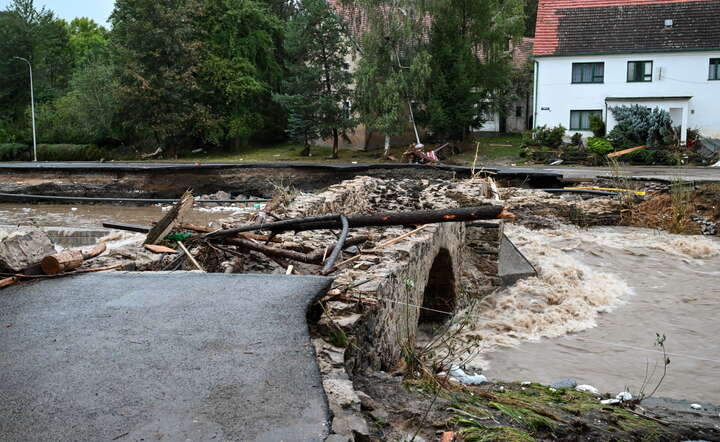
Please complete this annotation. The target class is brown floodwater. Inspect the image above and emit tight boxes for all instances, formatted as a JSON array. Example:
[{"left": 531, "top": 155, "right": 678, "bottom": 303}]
[
  {"left": 0, "top": 203, "right": 246, "bottom": 229},
  {"left": 476, "top": 226, "right": 720, "bottom": 403}
]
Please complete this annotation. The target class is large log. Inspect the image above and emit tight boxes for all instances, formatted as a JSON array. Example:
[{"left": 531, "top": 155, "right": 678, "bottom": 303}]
[
  {"left": 206, "top": 205, "right": 505, "bottom": 239},
  {"left": 40, "top": 243, "right": 108, "bottom": 276}
]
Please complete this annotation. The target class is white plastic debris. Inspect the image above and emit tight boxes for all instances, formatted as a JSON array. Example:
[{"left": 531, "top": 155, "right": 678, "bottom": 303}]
[
  {"left": 449, "top": 367, "right": 487, "bottom": 385},
  {"left": 601, "top": 399, "right": 621, "bottom": 405},
  {"left": 616, "top": 392, "right": 633, "bottom": 402},
  {"left": 70, "top": 207, "right": 78, "bottom": 211},
  {"left": 690, "top": 403, "right": 702, "bottom": 410},
  {"left": 521, "top": 381, "right": 531, "bottom": 386},
  {"left": 550, "top": 159, "right": 564, "bottom": 166},
  {"left": 576, "top": 385, "right": 600, "bottom": 394},
  {"left": 710, "top": 160, "right": 720, "bottom": 168}
]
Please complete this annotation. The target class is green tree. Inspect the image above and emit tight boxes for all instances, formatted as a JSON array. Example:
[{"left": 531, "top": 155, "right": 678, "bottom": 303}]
[
  {"left": 199, "top": 0, "right": 285, "bottom": 150},
  {"left": 423, "top": 0, "right": 525, "bottom": 140},
  {"left": 274, "top": 0, "right": 354, "bottom": 158},
  {"left": 66, "top": 17, "right": 110, "bottom": 66},
  {"left": 352, "top": 0, "right": 431, "bottom": 157},
  {"left": 0, "top": 0, "right": 73, "bottom": 140},
  {"left": 111, "top": 0, "right": 214, "bottom": 153}
]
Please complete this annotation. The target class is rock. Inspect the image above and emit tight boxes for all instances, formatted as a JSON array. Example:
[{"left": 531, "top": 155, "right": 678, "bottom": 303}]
[
  {"left": 616, "top": 392, "right": 633, "bottom": 402},
  {"left": 331, "top": 413, "right": 370, "bottom": 442},
  {"left": 355, "top": 391, "right": 376, "bottom": 411},
  {"left": 334, "top": 314, "right": 363, "bottom": 331},
  {"left": 0, "top": 229, "right": 55, "bottom": 272},
  {"left": 323, "top": 378, "right": 361, "bottom": 410},
  {"left": 551, "top": 378, "right": 577, "bottom": 389},
  {"left": 690, "top": 403, "right": 703, "bottom": 410},
  {"left": 369, "top": 407, "right": 389, "bottom": 423},
  {"left": 576, "top": 385, "right": 600, "bottom": 394}
]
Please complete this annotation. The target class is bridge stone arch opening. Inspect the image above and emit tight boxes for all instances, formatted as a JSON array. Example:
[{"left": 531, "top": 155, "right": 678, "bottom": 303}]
[{"left": 418, "top": 248, "right": 456, "bottom": 324}]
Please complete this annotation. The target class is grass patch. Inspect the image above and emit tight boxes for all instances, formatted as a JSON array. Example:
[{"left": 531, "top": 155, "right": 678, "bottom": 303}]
[
  {"left": 455, "top": 420, "right": 534, "bottom": 442},
  {"left": 152, "top": 134, "right": 523, "bottom": 165}
]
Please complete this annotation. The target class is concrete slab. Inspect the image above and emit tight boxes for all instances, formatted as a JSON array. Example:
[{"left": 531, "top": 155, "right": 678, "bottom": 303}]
[
  {"left": 498, "top": 233, "right": 537, "bottom": 286},
  {"left": 0, "top": 272, "right": 333, "bottom": 442}
]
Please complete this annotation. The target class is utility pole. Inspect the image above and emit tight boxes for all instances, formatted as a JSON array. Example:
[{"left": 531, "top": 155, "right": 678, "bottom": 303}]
[{"left": 13, "top": 57, "right": 38, "bottom": 162}]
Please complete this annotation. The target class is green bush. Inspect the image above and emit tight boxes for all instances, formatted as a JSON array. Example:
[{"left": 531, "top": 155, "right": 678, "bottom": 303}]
[
  {"left": 0, "top": 143, "right": 31, "bottom": 161},
  {"left": 624, "top": 149, "right": 678, "bottom": 165},
  {"left": 589, "top": 114, "right": 606, "bottom": 137},
  {"left": 587, "top": 137, "right": 614, "bottom": 155},
  {"left": 0, "top": 144, "right": 112, "bottom": 161},
  {"left": 608, "top": 105, "right": 675, "bottom": 149},
  {"left": 37, "top": 144, "right": 109, "bottom": 161},
  {"left": 533, "top": 125, "right": 566, "bottom": 149}
]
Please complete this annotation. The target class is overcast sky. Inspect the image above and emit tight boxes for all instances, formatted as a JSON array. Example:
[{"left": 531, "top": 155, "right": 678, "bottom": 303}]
[{"left": 0, "top": 0, "right": 115, "bottom": 26}]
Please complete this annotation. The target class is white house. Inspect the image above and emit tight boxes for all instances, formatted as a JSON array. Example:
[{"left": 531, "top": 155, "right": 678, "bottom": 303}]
[{"left": 533, "top": 0, "right": 720, "bottom": 143}]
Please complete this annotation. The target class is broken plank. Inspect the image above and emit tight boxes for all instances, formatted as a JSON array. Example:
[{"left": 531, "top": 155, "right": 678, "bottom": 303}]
[{"left": 144, "top": 244, "right": 179, "bottom": 254}]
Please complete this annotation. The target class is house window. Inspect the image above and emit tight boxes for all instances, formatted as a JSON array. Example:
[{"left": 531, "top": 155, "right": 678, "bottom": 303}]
[
  {"left": 570, "top": 110, "right": 602, "bottom": 131},
  {"left": 515, "top": 106, "right": 523, "bottom": 118},
  {"left": 710, "top": 58, "right": 720, "bottom": 81},
  {"left": 572, "top": 62, "right": 604, "bottom": 83},
  {"left": 627, "top": 61, "right": 653, "bottom": 82}
]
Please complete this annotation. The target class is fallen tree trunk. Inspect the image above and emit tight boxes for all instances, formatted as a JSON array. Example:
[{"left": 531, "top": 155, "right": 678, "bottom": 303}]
[
  {"left": 40, "top": 243, "right": 107, "bottom": 275},
  {"left": 221, "top": 235, "right": 370, "bottom": 265},
  {"left": 206, "top": 205, "right": 505, "bottom": 239}
]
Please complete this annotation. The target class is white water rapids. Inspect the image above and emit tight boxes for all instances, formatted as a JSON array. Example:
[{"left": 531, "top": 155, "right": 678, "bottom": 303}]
[{"left": 458, "top": 225, "right": 720, "bottom": 402}]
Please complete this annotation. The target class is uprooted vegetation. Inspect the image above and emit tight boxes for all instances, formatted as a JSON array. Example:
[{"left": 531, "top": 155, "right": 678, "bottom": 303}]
[{"left": 355, "top": 373, "right": 718, "bottom": 442}]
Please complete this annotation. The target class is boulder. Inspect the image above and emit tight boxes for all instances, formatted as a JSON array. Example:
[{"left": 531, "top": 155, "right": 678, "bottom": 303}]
[
  {"left": 0, "top": 229, "right": 55, "bottom": 272},
  {"left": 551, "top": 378, "right": 578, "bottom": 389}
]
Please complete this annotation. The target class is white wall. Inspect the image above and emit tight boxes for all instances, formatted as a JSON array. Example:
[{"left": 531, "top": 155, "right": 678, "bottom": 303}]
[{"left": 534, "top": 51, "right": 720, "bottom": 139}]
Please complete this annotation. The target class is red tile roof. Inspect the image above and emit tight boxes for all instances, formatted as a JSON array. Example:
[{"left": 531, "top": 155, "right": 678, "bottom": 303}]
[{"left": 535, "top": 0, "right": 719, "bottom": 56}]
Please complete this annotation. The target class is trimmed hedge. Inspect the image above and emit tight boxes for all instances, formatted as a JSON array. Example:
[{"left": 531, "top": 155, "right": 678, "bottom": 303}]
[
  {"left": 0, "top": 144, "right": 110, "bottom": 161},
  {"left": 0, "top": 143, "right": 30, "bottom": 161}
]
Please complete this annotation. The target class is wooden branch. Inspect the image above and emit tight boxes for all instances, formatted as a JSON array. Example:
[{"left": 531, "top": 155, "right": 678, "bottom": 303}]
[
  {"left": 321, "top": 227, "right": 427, "bottom": 275},
  {"left": 14, "top": 264, "right": 122, "bottom": 280},
  {"left": 221, "top": 235, "right": 370, "bottom": 265},
  {"left": 205, "top": 205, "right": 505, "bottom": 239},
  {"left": 176, "top": 241, "right": 205, "bottom": 272},
  {"left": 0, "top": 277, "right": 19, "bottom": 290}
]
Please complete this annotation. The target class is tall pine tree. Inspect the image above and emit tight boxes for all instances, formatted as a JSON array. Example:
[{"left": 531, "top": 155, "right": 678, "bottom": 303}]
[
  {"left": 274, "top": 0, "right": 354, "bottom": 158},
  {"left": 423, "top": 0, "right": 525, "bottom": 141}
]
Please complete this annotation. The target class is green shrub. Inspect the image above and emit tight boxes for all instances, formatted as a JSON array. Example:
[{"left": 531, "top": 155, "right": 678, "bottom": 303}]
[
  {"left": 608, "top": 104, "right": 675, "bottom": 149},
  {"left": 587, "top": 137, "right": 614, "bottom": 155},
  {"left": 624, "top": 149, "right": 678, "bottom": 165},
  {"left": 0, "top": 143, "right": 31, "bottom": 161},
  {"left": 36, "top": 144, "right": 109, "bottom": 161},
  {"left": 589, "top": 114, "right": 606, "bottom": 137},
  {"left": 533, "top": 125, "right": 566, "bottom": 149},
  {"left": 570, "top": 132, "right": 583, "bottom": 147}
]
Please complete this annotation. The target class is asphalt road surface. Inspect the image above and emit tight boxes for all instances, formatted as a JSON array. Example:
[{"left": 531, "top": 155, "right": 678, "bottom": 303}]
[
  {"left": 0, "top": 272, "right": 333, "bottom": 442},
  {"left": 1, "top": 161, "right": 717, "bottom": 182}
]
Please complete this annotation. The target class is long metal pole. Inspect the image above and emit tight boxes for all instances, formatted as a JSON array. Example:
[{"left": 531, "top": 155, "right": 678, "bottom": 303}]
[{"left": 14, "top": 57, "right": 37, "bottom": 162}]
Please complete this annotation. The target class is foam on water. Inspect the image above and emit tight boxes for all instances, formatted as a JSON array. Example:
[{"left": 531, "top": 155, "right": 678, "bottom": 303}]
[{"left": 452, "top": 225, "right": 719, "bottom": 369}]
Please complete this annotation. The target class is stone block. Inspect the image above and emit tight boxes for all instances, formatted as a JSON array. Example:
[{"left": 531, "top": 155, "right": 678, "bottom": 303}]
[{"left": 0, "top": 229, "right": 55, "bottom": 272}]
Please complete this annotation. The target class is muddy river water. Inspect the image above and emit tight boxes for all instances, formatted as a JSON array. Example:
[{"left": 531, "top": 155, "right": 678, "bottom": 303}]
[
  {"left": 475, "top": 226, "right": 720, "bottom": 403},
  {"left": 0, "top": 203, "right": 242, "bottom": 229}
]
